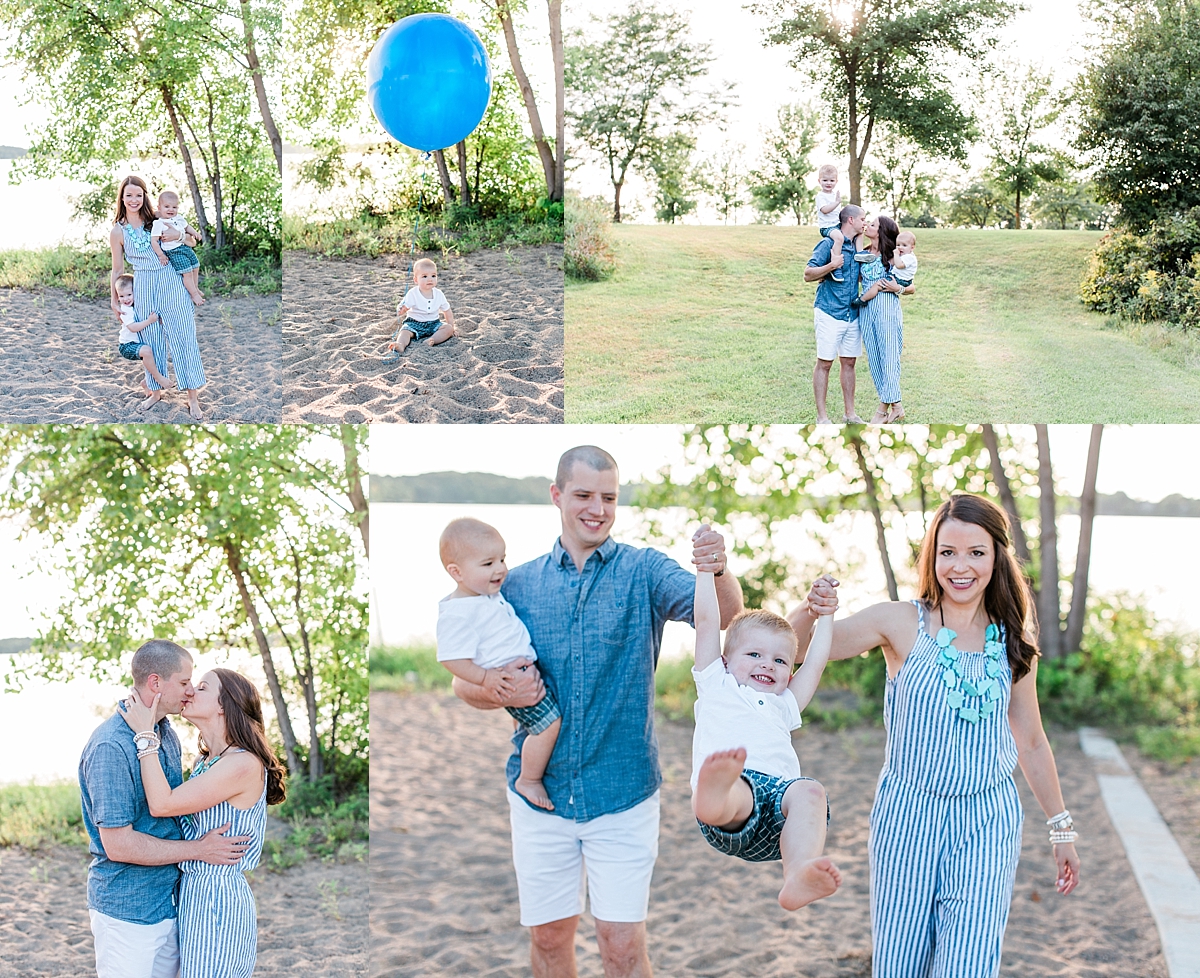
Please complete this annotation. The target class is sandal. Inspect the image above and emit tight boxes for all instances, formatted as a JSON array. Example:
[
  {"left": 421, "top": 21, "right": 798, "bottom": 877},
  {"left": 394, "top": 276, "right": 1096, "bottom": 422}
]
[{"left": 884, "top": 404, "right": 905, "bottom": 423}]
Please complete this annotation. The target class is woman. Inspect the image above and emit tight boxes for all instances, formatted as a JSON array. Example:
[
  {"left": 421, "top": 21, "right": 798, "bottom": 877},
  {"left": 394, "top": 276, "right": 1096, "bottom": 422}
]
[
  {"left": 855, "top": 214, "right": 906, "bottom": 423},
  {"left": 109, "top": 175, "right": 207, "bottom": 421},
  {"left": 789, "top": 494, "right": 1080, "bottom": 978},
  {"left": 121, "top": 669, "right": 287, "bottom": 977}
]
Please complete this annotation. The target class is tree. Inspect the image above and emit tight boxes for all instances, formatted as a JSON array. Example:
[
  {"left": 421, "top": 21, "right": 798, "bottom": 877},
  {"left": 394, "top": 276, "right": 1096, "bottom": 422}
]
[
  {"left": 710, "top": 141, "right": 748, "bottom": 225},
  {"left": 1075, "top": 0, "right": 1200, "bottom": 231},
  {"left": 947, "top": 178, "right": 1008, "bottom": 228},
  {"left": 1031, "top": 177, "right": 1105, "bottom": 230},
  {"left": 980, "top": 65, "right": 1066, "bottom": 229},
  {"left": 750, "top": 0, "right": 1017, "bottom": 204},
  {"left": 864, "top": 129, "right": 944, "bottom": 222},
  {"left": 1065, "top": 426, "right": 1103, "bottom": 653},
  {"left": 647, "top": 134, "right": 708, "bottom": 224},
  {"left": 747, "top": 103, "right": 820, "bottom": 225},
  {"left": 566, "top": 2, "right": 723, "bottom": 221},
  {"left": 1035, "top": 424, "right": 1062, "bottom": 658}
]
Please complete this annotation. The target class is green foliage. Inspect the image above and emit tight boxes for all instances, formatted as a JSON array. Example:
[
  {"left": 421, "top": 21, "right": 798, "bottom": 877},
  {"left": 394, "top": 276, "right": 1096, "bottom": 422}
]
[
  {"left": 654, "top": 656, "right": 698, "bottom": 721},
  {"left": 369, "top": 645, "right": 450, "bottom": 692},
  {"left": 0, "top": 782, "right": 87, "bottom": 849},
  {"left": 1031, "top": 178, "right": 1108, "bottom": 231},
  {"left": 864, "top": 129, "right": 945, "bottom": 224},
  {"left": 263, "top": 778, "right": 368, "bottom": 869},
  {"left": 946, "top": 178, "right": 1010, "bottom": 228},
  {"left": 1135, "top": 725, "right": 1200, "bottom": 766},
  {"left": 647, "top": 134, "right": 708, "bottom": 224},
  {"left": 565, "top": 194, "right": 618, "bottom": 281},
  {"left": 709, "top": 142, "right": 748, "bottom": 225},
  {"left": 747, "top": 103, "right": 821, "bottom": 224},
  {"left": 1075, "top": 0, "right": 1200, "bottom": 231},
  {"left": 1080, "top": 208, "right": 1200, "bottom": 329}
]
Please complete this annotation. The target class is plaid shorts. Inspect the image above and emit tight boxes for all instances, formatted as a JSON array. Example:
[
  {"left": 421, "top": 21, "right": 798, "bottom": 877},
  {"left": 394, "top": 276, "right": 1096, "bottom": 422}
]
[
  {"left": 399, "top": 317, "right": 441, "bottom": 340},
  {"left": 506, "top": 687, "right": 562, "bottom": 736},
  {"left": 167, "top": 245, "right": 199, "bottom": 272},
  {"left": 118, "top": 341, "right": 147, "bottom": 361},
  {"left": 698, "top": 769, "right": 829, "bottom": 863}
]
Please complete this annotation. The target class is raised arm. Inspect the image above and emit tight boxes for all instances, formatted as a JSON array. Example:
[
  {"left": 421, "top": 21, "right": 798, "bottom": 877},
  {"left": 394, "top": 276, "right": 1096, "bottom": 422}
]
[
  {"left": 691, "top": 525, "right": 744, "bottom": 627},
  {"left": 788, "top": 608, "right": 833, "bottom": 711},
  {"left": 693, "top": 570, "right": 722, "bottom": 671},
  {"left": 787, "top": 577, "right": 916, "bottom": 672}
]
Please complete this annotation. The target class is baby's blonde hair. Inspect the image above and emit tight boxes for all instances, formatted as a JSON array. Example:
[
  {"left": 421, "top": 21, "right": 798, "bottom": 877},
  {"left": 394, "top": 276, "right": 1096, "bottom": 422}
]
[
  {"left": 897, "top": 231, "right": 916, "bottom": 246},
  {"left": 115, "top": 273, "right": 135, "bottom": 293},
  {"left": 413, "top": 258, "right": 437, "bottom": 276},
  {"left": 439, "top": 517, "right": 503, "bottom": 569},
  {"left": 818, "top": 163, "right": 838, "bottom": 180},
  {"left": 158, "top": 190, "right": 180, "bottom": 205},
  {"left": 723, "top": 609, "right": 798, "bottom": 665}
]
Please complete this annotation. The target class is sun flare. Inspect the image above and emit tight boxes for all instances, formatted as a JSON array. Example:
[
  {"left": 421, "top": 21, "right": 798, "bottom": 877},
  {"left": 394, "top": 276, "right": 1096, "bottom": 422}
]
[{"left": 829, "top": 0, "right": 857, "bottom": 28}]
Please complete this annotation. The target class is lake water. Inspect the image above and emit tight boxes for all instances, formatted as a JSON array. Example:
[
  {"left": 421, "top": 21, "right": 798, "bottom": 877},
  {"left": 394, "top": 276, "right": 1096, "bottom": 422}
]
[{"left": 371, "top": 503, "right": 1200, "bottom": 655}]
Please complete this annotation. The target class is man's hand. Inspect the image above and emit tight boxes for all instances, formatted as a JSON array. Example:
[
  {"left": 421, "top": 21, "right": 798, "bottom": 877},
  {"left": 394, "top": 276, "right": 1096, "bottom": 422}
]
[
  {"left": 193, "top": 822, "right": 252, "bottom": 865},
  {"left": 691, "top": 524, "right": 728, "bottom": 575},
  {"left": 805, "top": 574, "right": 840, "bottom": 618}
]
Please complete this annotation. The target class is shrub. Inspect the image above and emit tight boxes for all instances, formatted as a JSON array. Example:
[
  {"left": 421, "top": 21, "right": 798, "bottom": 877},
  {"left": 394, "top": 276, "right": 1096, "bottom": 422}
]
[
  {"left": 565, "top": 194, "right": 617, "bottom": 281},
  {"left": 0, "top": 783, "right": 87, "bottom": 849},
  {"left": 370, "top": 644, "right": 450, "bottom": 692}
]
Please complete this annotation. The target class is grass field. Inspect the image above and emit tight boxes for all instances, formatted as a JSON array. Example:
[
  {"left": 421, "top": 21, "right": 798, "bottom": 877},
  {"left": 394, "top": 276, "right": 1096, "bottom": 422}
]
[{"left": 565, "top": 225, "right": 1200, "bottom": 422}]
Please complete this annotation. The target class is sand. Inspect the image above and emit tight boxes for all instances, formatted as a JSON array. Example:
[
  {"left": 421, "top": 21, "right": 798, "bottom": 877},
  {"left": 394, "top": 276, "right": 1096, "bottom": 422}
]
[
  {"left": 0, "top": 836, "right": 366, "bottom": 977},
  {"left": 282, "top": 245, "right": 563, "bottom": 423},
  {"left": 0, "top": 287, "right": 282, "bottom": 423},
  {"left": 371, "top": 689, "right": 1174, "bottom": 978}
]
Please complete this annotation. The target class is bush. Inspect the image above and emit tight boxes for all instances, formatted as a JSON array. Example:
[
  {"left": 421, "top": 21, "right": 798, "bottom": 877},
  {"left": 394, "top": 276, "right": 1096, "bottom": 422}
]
[
  {"left": 0, "top": 783, "right": 87, "bottom": 849},
  {"left": 370, "top": 644, "right": 451, "bottom": 692},
  {"left": 565, "top": 194, "right": 617, "bottom": 281}
]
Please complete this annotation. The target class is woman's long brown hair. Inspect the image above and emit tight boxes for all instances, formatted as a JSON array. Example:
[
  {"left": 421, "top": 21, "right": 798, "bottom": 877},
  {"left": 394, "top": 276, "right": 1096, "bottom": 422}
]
[
  {"left": 113, "top": 175, "right": 156, "bottom": 228},
  {"left": 916, "top": 494, "right": 1040, "bottom": 683},
  {"left": 877, "top": 214, "right": 899, "bottom": 268},
  {"left": 200, "top": 668, "right": 288, "bottom": 805}
]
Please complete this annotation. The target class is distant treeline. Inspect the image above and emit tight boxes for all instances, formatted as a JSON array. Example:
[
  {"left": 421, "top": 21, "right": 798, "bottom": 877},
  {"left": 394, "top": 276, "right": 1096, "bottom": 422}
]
[
  {"left": 0, "top": 637, "right": 33, "bottom": 654},
  {"left": 0, "top": 146, "right": 27, "bottom": 159},
  {"left": 370, "top": 473, "right": 1200, "bottom": 517}
]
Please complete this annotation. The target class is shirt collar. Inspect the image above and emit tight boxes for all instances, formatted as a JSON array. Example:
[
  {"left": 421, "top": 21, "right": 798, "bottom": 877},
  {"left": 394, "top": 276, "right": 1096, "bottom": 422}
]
[{"left": 553, "top": 535, "right": 617, "bottom": 567}]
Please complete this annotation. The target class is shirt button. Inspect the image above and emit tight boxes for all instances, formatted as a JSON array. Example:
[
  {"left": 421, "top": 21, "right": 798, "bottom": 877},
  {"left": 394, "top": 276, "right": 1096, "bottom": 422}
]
[{"left": 758, "top": 699, "right": 764, "bottom": 705}]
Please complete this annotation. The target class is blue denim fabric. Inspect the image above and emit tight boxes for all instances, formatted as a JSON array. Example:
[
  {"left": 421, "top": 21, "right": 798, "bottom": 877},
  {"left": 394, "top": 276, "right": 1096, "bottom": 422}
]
[
  {"left": 809, "top": 235, "right": 862, "bottom": 321},
  {"left": 502, "top": 536, "right": 695, "bottom": 822},
  {"left": 79, "top": 711, "right": 184, "bottom": 924}
]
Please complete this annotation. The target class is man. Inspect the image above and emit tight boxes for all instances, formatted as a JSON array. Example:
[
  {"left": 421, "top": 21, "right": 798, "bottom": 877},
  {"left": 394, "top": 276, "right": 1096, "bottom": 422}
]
[
  {"left": 452, "top": 446, "right": 744, "bottom": 978},
  {"left": 79, "top": 639, "right": 250, "bottom": 978}
]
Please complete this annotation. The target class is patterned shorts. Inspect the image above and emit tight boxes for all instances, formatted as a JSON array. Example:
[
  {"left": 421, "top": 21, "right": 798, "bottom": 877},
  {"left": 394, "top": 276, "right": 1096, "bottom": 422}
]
[
  {"left": 399, "top": 317, "right": 441, "bottom": 340},
  {"left": 506, "top": 688, "right": 562, "bottom": 736},
  {"left": 698, "top": 769, "right": 829, "bottom": 863},
  {"left": 118, "top": 341, "right": 147, "bottom": 361},
  {"left": 167, "top": 245, "right": 200, "bottom": 272}
]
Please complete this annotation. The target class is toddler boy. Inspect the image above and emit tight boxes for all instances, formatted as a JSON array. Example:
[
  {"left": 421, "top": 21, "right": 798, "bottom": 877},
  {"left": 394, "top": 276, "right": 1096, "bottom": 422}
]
[
  {"left": 114, "top": 274, "right": 171, "bottom": 396},
  {"left": 388, "top": 258, "right": 456, "bottom": 353},
  {"left": 815, "top": 164, "right": 846, "bottom": 283},
  {"left": 436, "top": 517, "right": 561, "bottom": 810},
  {"left": 151, "top": 191, "right": 204, "bottom": 305},
  {"left": 892, "top": 231, "right": 918, "bottom": 286}
]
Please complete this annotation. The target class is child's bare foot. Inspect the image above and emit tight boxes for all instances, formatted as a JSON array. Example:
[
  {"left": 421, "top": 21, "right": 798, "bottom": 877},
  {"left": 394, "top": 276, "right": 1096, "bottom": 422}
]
[
  {"left": 778, "top": 857, "right": 841, "bottom": 911},
  {"left": 189, "top": 292, "right": 205, "bottom": 306},
  {"left": 387, "top": 341, "right": 409, "bottom": 353},
  {"left": 138, "top": 390, "right": 164, "bottom": 413},
  {"left": 693, "top": 747, "right": 747, "bottom": 825},
  {"left": 515, "top": 777, "right": 554, "bottom": 811},
  {"left": 425, "top": 337, "right": 437, "bottom": 346}
]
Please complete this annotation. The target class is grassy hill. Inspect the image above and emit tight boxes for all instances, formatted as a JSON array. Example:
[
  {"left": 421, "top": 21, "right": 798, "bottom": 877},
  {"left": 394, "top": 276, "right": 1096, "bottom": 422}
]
[{"left": 564, "top": 225, "right": 1200, "bottom": 422}]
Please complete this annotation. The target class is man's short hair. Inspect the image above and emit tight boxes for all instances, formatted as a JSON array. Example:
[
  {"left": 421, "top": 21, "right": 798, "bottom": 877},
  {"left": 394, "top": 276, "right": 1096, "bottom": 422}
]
[
  {"left": 131, "top": 640, "right": 192, "bottom": 687},
  {"left": 839, "top": 204, "right": 864, "bottom": 224},
  {"left": 555, "top": 445, "right": 618, "bottom": 489}
]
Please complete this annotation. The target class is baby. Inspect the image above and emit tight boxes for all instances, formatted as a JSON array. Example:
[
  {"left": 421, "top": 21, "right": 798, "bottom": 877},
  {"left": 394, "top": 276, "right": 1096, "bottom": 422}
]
[
  {"left": 691, "top": 541, "right": 841, "bottom": 911},
  {"left": 151, "top": 191, "right": 204, "bottom": 306},
  {"left": 815, "top": 164, "right": 846, "bottom": 283},
  {"left": 114, "top": 274, "right": 171, "bottom": 395},
  {"left": 436, "top": 518, "right": 561, "bottom": 810},
  {"left": 891, "top": 231, "right": 918, "bottom": 286},
  {"left": 387, "top": 258, "right": 456, "bottom": 353}
]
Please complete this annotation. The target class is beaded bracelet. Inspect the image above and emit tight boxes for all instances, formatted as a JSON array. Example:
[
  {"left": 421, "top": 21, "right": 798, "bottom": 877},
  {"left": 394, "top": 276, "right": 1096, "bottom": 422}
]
[
  {"left": 136, "top": 746, "right": 160, "bottom": 759},
  {"left": 1049, "top": 829, "right": 1079, "bottom": 845}
]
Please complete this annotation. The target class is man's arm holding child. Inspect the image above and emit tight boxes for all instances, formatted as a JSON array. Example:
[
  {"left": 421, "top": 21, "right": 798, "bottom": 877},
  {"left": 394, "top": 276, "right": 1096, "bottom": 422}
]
[
  {"left": 442, "top": 657, "right": 516, "bottom": 697},
  {"left": 452, "top": 659, "right": 544, "bottom": 710},
  {"left": 804, "top": 242, "right": 842, "bottom": 283}
]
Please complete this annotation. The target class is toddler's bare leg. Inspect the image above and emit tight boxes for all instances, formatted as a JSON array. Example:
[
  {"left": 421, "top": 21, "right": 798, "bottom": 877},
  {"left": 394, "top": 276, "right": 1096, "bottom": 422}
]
[
  {"left": 182, "top": 266, "right": 205, "bottom": 305},
  {"left": 426, "top": 323, "right": 455, "bottom": 346},
  {"left": 692, "top": 747, "right": 754, "bottom": 829},
  {"left": 388, "top": 330, "right": 414, "bottom": 353},
  {"left": 514, "top": 717, "right": 561, "bottom": 811},
  {"left": 829, "top": 228, "right": 846, "bottom": 280},
  {"left": 139, "top": 347, "right": 171, "bottom": 389},
  {"left": 777, "top": 779, "right": 841, "bottom": 911}
]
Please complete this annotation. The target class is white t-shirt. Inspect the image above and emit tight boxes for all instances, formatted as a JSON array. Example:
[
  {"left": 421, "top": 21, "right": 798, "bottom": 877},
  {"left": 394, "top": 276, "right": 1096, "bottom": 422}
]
[
  {"left": 436, "top": 592, "right": 537, "bottom": 670},
  {"left": 118, "top": 303, "right": 141, "bottom": 344},
  {"left": 892, "top": 253, "right": 918, "bottom": 283},
  {"left": 690, "top": 657, "right": 802, "bottom": 788},
  {"left": 815, "top": 190, "right": 842, "bottom": 229},
  {"left": 151, "top": 216, "right": 189, "bottom": 252},
  {"left": 402, "top": 286, "right": 450, "bottom": 323}
]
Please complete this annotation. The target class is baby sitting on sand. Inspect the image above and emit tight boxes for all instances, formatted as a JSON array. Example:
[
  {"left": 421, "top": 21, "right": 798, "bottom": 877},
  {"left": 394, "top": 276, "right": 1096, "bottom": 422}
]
[
  {"left": 691, "top": 542, "right": 842, "bottom": 911},
  {"left": 435, "top": 518, "right": 561, "bottom": 810},
  {"left": 387, "top": 258, "right": 457, "bottom": 353},
  {"left": 114, "top": 273, "right": 171, "bottom": 399}
]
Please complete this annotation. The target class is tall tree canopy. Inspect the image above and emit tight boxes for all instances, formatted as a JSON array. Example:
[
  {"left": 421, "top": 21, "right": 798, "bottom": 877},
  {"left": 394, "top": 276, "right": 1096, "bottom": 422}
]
[
  {"left": 747, "top": 103, "right": 820, "bottom": 225},
  {"left": 749, "top": 0, "right": 1018, "bottom": 204}
]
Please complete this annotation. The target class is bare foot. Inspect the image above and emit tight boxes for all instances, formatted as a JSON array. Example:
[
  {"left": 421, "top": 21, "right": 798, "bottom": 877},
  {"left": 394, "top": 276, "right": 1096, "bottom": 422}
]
[
  {"left": 693, "top": 747, "right": 747, "bottom": 826},
  {"left": 778, "top": 857, "right": 841, "bottom": 911},
  {"left": 189, "top": 292, "right": 205, "bottom": 306},
  {"left": 425, "top": 337, "right": 437, "bottom": 346},
  {"left": 138, "top": 390, "right": 164, "bottom": 413},
  {"left": 515, "top": 777, "right": 554, "bottom": 811},
  {"left": 387, "top": 342, "right": 409, "bottom": 354},
  {"left": 187, "top": 397, "right": 205, "bottom": 422}
]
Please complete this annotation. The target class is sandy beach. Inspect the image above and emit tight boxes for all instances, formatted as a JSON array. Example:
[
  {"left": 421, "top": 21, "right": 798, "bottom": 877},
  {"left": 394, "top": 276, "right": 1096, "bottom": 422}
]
[
  {"left": 282, "top": 245, "right": 563, "bottom": 423},
  {"left": 0, "top": 288, "right": 282, "bottom": 424},
  {"left": 0, "top": 838, "right": 366, "bottom": 977},
  {"left": 371, "top": 689, "right": 1183, "bottom": 978}
]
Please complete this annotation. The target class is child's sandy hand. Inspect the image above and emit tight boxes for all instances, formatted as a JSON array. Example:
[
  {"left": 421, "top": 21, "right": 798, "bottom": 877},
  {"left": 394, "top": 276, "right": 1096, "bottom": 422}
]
[
  {"left": 482, "top": 668, "right": 516, "bottom": 696},
  {"left": 807, "top": 575, "right": 840, "bottom": 616}
]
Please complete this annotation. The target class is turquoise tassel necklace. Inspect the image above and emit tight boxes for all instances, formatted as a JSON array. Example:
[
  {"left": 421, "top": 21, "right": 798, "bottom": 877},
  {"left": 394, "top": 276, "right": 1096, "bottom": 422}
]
[{"left": 935, "top": 607, "right": 1004, "bottom": 724}]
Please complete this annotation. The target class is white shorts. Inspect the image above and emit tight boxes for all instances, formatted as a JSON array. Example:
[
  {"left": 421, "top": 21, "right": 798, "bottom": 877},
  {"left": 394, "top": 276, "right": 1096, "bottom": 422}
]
[
  {"left": 814, "top": 306, "right": 862, "bottom": 360},
  {"left": 89, "top": 909, "right": 180, "bottom": 978},
  {"left": 507, "top": 788, "right": 660, "bottom": 927}
]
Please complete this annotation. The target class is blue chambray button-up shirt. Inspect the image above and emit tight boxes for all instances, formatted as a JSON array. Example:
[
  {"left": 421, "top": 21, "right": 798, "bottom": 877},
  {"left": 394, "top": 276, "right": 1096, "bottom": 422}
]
[
  {"left": 809, "top": 234, "right": 862, "bottom": 322},
  {"left": 502, "top": 535, "right": 695, "bottom": 822},
  {"left": 79, "top": 711, "right": 184, "bottom": 924}
]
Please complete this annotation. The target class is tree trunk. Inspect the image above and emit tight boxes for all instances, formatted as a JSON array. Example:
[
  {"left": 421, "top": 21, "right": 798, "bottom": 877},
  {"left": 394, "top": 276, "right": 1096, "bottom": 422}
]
[
  {"left": 339, "top": 425, "right": 369, "bottom": 558},
  {"left": 433, "top": 150, "right": 456, "bottom": 204},
  {"left": 549, "top": 0, "right": 565, "bottom": 202},
  {"left": 178, "top": 84, "right": 226, "bottom": 249},
  {"left": 1035, "top": 425, "right": 1061, "bottom": 658},
  {"left": 239, "top": 0, "right": 282, "bottom": 174},
  {"left": 1015, "top": 188, "right": 1022, "bottom": 230},
  {"left": 1065, "top": 425, "right": 1103, "bottom": 653},
  {"left": 494, "top": 0, "right": 557, "bottom": 200},
  {"left": 850, "top": 434, "right": 899, "bottom": 602},
  {"left": 159, "top": 84, "right": 213, "bottom": 247},
  {"left": 981, "top": 424, "right": 1031, "bottom": 564},
  {"left": 288, "top": 543, "right": 323, "bottom": 780},
  {"left": 847, "top": 74, "right": 860, "bottom": 205},
  {"left": 455, "top": 140, "right": 472, "bottom": 206},
  {"left": 224, "top": 541, "right": 303, "bottom": 776},
  {"left": 613, "top": 180, "right": 624, "bottom": 222}
]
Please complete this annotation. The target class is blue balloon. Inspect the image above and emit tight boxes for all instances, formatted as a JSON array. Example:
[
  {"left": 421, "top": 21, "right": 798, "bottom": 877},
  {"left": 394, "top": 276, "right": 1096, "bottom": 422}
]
[{"left": 366, "top": 14, "right": 493, "bottom": 152}]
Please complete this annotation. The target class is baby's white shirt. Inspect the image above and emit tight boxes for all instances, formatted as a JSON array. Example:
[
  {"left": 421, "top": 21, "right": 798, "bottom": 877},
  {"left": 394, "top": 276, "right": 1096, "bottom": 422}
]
[
  {"left": 815, "top": 189, "right": 842, "bottom": 229},
  {"left": 690, "top": 656, "right": 802, "bottom": 789},
  {"left": 118, "top": 303, "right": 141, "bottom": 344},
  {"left": 892, "top": 252, "right": 918, "bottom": 282},
  {"left": 151, "top": 215, "right": 189, "bottom": 251},
  {"left": 402, "top": 286, "right": 450, "bottom": 323},
  {"left": 436, "top": 592, "right": 537, "bottom": 671}
]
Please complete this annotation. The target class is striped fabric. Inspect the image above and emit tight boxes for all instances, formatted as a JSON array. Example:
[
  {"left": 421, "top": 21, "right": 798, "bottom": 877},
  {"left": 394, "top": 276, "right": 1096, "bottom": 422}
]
[
  {"left": 177, "top": 752, "right": 266, "bottom": 978},
  {"left": 868, "top": 601, "right": 1023, "bottom": 978},
  {"left": 122, "top": 223, "right": 207, "bottom": 392},
  {"left": 858, "top": 257, "right": 904, "bottom": 404}
]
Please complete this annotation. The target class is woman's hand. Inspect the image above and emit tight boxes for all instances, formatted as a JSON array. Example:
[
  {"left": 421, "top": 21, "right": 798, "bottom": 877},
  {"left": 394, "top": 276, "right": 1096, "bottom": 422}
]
[
  {"left": 1054, "top": 842, "right": 1080, "bottom": 895},
  {"left": 119, "top": 689, "right": 159, "bottom": 737}
]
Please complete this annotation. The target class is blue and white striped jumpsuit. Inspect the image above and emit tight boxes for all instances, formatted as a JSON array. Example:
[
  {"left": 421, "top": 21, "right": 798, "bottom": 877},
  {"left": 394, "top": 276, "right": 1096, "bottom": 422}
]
[
  {"left": 178, "top": 753, "right": 266, "bottom": 978},
  {"left": 869, "top": 601, "right": 1023, "bottom": 978},
  {"left": 122, "top": 222, "right": 207, "bottom": 392},
  {"left": 858, "top": 256, "right": 904, "bottom": 404}
]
